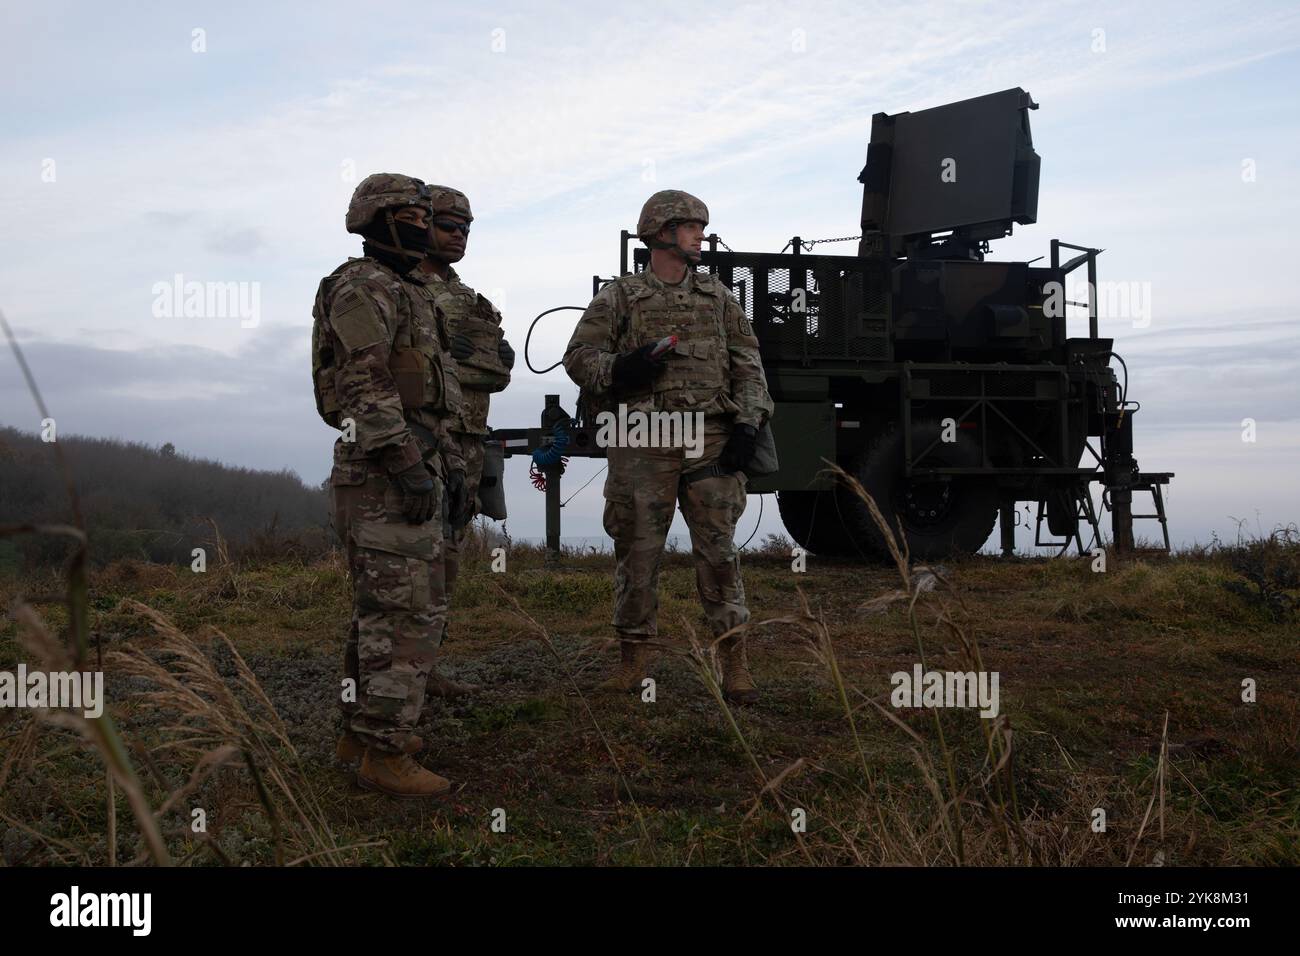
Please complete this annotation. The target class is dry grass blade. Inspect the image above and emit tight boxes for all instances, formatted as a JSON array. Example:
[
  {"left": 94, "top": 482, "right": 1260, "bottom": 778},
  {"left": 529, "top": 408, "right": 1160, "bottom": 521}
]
[
  {"left": 1, "top": 306, "right": 94, "bottom": 663},
  {"left": 492, "top": 581, "right": 658, "bottom": 861},
  {"left": 108, "top": 599, "right": 346, "bottom": 865},
  {"left": 819, "top": 458, "right": 911, "bottom": 585},
  {"left": 152, "top": 745, "right": 241, "bottom": 818},
  {"left": 741, "top": 758, "right": 807, "bottom": 823},
  {"left": 106, "top": 770, "right": 116, "bottom": 867},
  {"left": 826, "top": 461, "right": 970, "bottom": 862},
  {"left": 0, "top": 808, "right": 89, "bottom": 865},
  {"left": 683, "top": 619, "right": 815, "bottom": 864},
  {"left": 858, "top": 589, "right": 910, "bottom": 615},
  {"left": 10, "top": 604, "right": 172, "bottom": 865},
  {"left": 203, "top": 516, "right": 232, "bottom": 567},
  {"left": 1126, "top": 711, "right": 1171, "bottom": 867},
  {"left": 720, "top": 459, "right": 1067, "bottom": 865},
  {"left": 0, "top": 718, "right": 41, "bottom": 790}
]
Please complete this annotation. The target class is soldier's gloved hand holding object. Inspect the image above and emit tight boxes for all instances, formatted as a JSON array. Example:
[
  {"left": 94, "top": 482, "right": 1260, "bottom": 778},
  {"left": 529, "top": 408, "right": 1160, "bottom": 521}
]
[
  {"left": 446, "top": 468, "right": 470, "bottom": 528},
  {"left": 450, "top": 333, "right": 475, "bottom": 361},
  {"left": 611, "top": 342, "right": 667, "bottom": 389},
  {"left": 720, "top": 423, "right": 758, "bottom": 472},
  {"left": 498, "top": 338, "right": 515, "bottom": 369},
  {"left": 394, "top": 462, "right": 437, "bottom": 524}
]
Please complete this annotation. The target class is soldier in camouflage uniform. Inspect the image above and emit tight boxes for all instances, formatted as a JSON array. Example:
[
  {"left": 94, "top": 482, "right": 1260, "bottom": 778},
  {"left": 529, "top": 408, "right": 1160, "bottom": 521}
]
[
  {"left": 311, "top": 173, "right": 472, "bottom": 798},
  {"left": 563, "top": 190, "right": 773, "bottom": 703},
  {"left": 416, "top": 186, "right": 514, "bottom": 698}
]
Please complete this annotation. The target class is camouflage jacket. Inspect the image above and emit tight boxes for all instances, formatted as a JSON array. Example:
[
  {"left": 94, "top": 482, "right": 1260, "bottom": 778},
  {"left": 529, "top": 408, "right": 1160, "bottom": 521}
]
[
  {"left": 311, "top": 257, "right": 466, "bottom": 478},
  {"left": 563, "top": 267, "right": 773, "bottom": 428},
  {"left": 424, "top": 265, "right": 510, "bottom": 436}
]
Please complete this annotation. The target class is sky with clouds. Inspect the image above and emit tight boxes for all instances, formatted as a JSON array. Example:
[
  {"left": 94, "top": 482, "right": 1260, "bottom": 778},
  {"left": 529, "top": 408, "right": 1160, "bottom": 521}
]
[{"left": 2, "top": 0, "right": 1297, "bottom": 550}]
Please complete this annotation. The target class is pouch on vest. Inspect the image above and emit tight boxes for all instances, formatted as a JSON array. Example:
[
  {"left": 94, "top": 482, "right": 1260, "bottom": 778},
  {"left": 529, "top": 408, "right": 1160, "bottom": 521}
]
[
  {"left": 436, "top": 349, "right": 463, "bottom": 412},
  {"left": 313, "top": 365, "right": 341, "bottom": 427},
  {"left": 389, "top": 346, "right": 461, "bottom": 413},
  {"left": 311, "top": 290, "right": 343, "bottom": 428},
  {"left": 389, "top": 347, "right": 429, "bottom": 409},
  {"left": 455, "top": 296, "right": 511, "bottom": 391},
  {"left": 478, "top": 438, "right": 508, "bottom": 520},
  {"left": 744, "top": 421, "right": 780, "bottom": 478}
]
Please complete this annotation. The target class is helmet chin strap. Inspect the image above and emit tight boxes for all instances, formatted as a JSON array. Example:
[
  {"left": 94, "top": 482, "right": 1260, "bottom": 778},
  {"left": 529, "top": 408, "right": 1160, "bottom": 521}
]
[
  {"left": 650, "top": 224, "right": 701, "bottom": 265},
  {"left": 364, "top": 210, "right": 431, "bottom": 264}
]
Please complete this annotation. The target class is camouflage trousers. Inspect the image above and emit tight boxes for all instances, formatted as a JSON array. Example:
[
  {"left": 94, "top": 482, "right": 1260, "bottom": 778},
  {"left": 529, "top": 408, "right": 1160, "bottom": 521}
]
[
  {"left": 602, "top": 415, "right": 750, "bottom": 640},
  {"left": 330, "top": 458, "right": 447, "bottom": 752},
  {"left": 439, "top": 431, "right": 485, "bottom": 644}
]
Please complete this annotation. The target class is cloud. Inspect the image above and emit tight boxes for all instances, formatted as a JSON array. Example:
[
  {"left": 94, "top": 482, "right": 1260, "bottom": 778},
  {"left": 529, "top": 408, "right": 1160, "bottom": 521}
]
[
  {"left": 203, "top": 226, "right": 267, "bottom": 256},
  {"left": 1, "top": 0, "right": 1298, "bottom": 549},
  {"left": 3, "top": 315, "right": 1295, "bottom": 549}
]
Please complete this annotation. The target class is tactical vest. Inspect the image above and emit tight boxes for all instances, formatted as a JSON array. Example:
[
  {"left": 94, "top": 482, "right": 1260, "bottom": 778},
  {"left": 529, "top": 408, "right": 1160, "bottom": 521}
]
[
  {"left": 311, "top": 262, "right": 352, "bottom": 428},
  {"left": 426, "top": 273, "right": 508, "bottom": 436},
  {"left": 613, "top": 274, "right": 731, "bottom": 413},
  {"left": 435, "top": 284, "right": 510, "bottom": 392},
  {"left": 311, "top": 259, "right": 462, "bottom": 430}
]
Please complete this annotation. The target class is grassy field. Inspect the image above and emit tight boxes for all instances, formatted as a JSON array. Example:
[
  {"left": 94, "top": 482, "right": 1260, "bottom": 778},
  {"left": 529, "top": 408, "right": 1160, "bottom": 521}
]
[{"left": 1, "top": 528, "right": 1297, "bottom": 867}]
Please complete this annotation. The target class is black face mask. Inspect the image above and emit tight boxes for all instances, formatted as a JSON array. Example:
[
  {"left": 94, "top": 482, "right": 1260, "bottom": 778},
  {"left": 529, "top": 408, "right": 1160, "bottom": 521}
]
[
  {"left": 360, "top": 218, "right": 435, "bottom": 272},
  {"left": 362, "top": 219, "right": 434, "bottom": 253},
  {"left": 360, "top": 241, "right": 414, "bottom": 273},
  {"left": 391, "top": 220, "right": 435, "bottom": 253}
]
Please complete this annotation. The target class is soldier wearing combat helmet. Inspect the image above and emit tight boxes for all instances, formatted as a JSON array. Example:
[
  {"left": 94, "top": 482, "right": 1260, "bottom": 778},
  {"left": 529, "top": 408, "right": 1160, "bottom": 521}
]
[
  {"left": 310, "top": 172, "right": 472, "bottom": 797},
  {"left": 414, "top": 186, "right": 514, "bottom": 699},
  {"left": 563, "top": 190, "right": 774, "bottom": 702}
]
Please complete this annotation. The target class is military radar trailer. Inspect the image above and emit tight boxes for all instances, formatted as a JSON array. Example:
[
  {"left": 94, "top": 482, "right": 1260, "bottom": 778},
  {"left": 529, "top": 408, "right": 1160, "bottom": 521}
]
[{"left": 501, "top": 87, "right": 1173, "bottom": 561}]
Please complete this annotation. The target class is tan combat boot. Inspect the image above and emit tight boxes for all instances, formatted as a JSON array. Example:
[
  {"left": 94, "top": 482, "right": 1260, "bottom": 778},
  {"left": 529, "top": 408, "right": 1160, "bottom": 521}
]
[
  {"left": 718, "top": 637, "right": 759, "bottom": 704},
  {"left": 425, "top": 670, "right": 480, "bottom": 699},
  {"left": 336, "top": 732, "right": 422, "bottom": 764},
  {"left": 357, "top": 748, "right": 451, "bottom": 798},
  {"left": 597, "top": 640, "right": 653, "bottom": 693}
]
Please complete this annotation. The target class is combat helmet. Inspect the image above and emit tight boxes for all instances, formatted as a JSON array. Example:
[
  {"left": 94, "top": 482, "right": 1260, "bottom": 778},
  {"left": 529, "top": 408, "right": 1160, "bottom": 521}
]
[
  {"left": 427, "top": 185, "right": 474, "bottom": 223},
  {"left": 345, "top": 173, "right": 436, "bottom": 268},
  {"left": 346, "top": 173, "right": 434, "bottom": 233},
  {"left": 637, "top": 189, "right": 709, "bottom": 244}
]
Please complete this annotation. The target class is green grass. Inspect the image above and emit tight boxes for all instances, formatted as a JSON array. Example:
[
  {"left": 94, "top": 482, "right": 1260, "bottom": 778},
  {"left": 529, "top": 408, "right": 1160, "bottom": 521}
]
[{"left": 1, "top": 540, "right": 1297, "bottom": 866}]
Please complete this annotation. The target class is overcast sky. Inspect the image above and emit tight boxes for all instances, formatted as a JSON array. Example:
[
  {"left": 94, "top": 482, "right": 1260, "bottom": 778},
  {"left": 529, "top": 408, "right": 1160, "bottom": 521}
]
[{"left": 2, "top": 0, "right": 1297, "bottom": 551}]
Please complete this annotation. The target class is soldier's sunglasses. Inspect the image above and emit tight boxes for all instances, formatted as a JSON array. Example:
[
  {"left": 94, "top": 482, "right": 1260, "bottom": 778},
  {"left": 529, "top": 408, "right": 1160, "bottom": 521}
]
[{"left": 433, "top": 219, "right": 471, "bottom": 237}]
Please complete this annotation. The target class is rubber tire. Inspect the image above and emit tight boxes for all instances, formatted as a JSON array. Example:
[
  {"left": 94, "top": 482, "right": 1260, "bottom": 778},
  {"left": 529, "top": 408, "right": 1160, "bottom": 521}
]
[
  {"left": 777, "top": 489, "right": 857, "bottom": 559},
  {"left": 1045, "top": 485, "right": 1080, "bottom": 538},
  {"left": 840, "top": 422, "right": 999, "bottom": 561}
]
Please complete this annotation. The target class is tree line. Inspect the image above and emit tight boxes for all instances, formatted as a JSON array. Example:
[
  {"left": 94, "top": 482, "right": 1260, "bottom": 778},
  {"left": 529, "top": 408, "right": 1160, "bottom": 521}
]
[{"left": 0, "top": 426, "right": 329, "bottom": 572}]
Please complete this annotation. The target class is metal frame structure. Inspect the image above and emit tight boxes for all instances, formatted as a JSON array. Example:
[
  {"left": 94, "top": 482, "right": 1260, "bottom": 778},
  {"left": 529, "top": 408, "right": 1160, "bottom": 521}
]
[{"left": 497, "top": 230, "right": 1171, "bottom": 559}]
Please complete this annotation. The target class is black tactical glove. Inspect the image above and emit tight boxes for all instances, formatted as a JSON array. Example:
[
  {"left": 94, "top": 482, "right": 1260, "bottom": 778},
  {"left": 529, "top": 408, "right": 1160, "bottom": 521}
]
[
  {"left": 611, "top": 343, "right": 666, "bottom": 390},
  {"left": 450, "top": 333, "right": 474, "bottom": 361},
  {"left": 445, "top": 468, "right": 471, "bottom": 529},
  {"left": 394, "top": 462, "right": 437, "bottom": 524},
  {"left": 720, "top": 423, "right": 759, "bottom": 473},
  {"left": 498, "top": 337, "right": 515, "bottom": 370}
]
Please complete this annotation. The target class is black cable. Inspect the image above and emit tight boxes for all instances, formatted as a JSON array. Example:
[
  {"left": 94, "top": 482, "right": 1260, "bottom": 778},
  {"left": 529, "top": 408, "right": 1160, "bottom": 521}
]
[
  {"left": 1108, "top": 350, "right": 1129, "bottom": 406},
  {"left": 738, "top": 493, "right": 764, "bottom": 551},
  {"left": 561, "top": 463, "right": 606, "bottom": 507},
  {"left": 831, "top": 477, "right": 879, "bottom": 564},
  {"left": 525, "top": 306, "right": 585, "bottom": 374},
  {"left": 1101, "top": 349, "right": 1141, "bottom": 412}
]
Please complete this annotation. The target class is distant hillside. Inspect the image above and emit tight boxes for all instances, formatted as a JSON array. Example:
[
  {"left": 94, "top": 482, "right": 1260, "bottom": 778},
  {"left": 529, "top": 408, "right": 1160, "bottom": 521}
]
[{"left": 0, "top": 426, "right": 328, "bottom": 571}]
